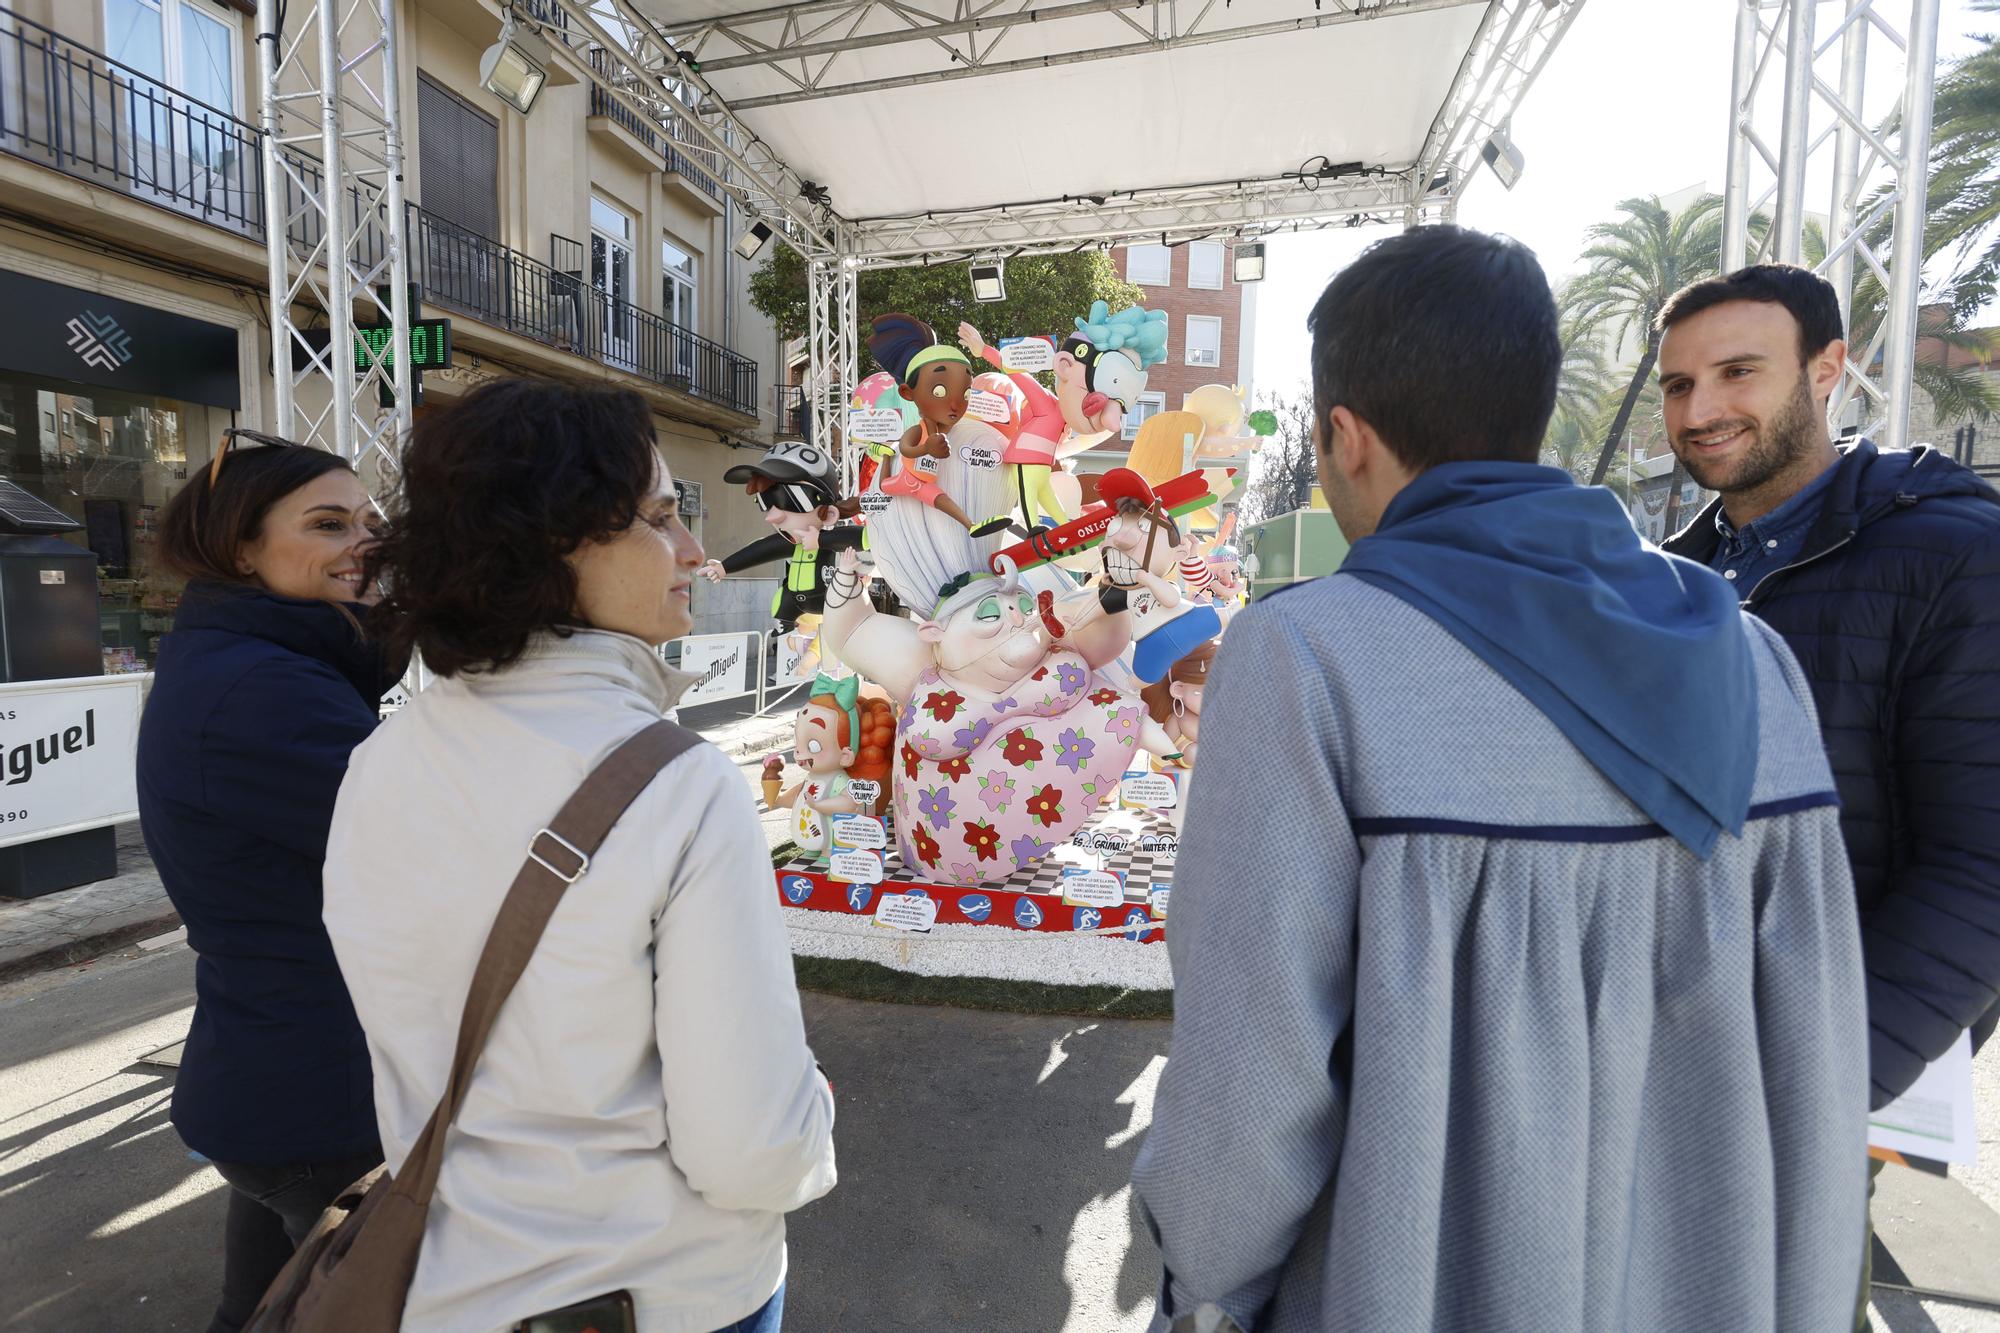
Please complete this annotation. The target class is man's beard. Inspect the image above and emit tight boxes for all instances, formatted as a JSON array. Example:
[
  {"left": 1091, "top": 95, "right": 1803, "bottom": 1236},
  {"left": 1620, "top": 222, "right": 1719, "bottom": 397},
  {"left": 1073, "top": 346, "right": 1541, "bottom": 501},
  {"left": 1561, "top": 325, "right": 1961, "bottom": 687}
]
[{"left": 1675, "top": 370, "right": 1819, "bottom": 495}]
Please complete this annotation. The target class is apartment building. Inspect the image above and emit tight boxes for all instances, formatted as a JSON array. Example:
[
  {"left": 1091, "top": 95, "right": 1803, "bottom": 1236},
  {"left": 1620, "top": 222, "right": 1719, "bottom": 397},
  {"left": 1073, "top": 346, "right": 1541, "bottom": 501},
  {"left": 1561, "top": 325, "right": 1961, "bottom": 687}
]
[
  {"left": 1068, "top": 238, "right": 1257, "bottom": 498},
  {"left": 0, "top": 0, "right": 789, "bottom": 662}
]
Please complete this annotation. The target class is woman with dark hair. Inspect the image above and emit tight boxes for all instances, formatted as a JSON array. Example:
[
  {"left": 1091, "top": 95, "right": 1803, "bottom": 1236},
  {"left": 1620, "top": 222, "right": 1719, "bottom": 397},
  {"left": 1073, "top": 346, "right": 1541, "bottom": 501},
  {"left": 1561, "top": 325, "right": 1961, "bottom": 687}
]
[
  {"left": 135, "top": 430, "right": 399, "bottom": 1333},
  {"left": 323, "top": 379, "right": 835, "bottom": 1333}
]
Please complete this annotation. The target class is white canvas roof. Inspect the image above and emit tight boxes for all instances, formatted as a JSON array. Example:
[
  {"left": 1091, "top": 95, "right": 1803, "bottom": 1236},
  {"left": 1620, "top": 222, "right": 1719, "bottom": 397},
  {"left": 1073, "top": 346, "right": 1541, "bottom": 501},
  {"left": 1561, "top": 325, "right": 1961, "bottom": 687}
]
[{"left": 634, "top": 0, "right": 1491, "bottom": 225}]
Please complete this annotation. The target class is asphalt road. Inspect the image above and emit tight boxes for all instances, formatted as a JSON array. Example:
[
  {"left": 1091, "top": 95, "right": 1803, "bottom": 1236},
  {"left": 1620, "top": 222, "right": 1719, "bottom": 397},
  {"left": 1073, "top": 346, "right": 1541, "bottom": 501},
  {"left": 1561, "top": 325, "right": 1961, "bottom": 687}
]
[
  {"left": 1, "top": 941, "right": 1994, "bottom": 1332},
  {"left": 0, "top": 943, "right": 1166, "bottom": 1332}
]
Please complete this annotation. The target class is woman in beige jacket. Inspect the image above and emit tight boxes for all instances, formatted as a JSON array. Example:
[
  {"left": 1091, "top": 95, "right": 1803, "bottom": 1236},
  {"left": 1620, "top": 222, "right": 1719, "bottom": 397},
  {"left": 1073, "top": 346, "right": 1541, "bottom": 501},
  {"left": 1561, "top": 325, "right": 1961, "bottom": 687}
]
[{"left": 323, "top": 379, "right": 834, "bottom": 1333}]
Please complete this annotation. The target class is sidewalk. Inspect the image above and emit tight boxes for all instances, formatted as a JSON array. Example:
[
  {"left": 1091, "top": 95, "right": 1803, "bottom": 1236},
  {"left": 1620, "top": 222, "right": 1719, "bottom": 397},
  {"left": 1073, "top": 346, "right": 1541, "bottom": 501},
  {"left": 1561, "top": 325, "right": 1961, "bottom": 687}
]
[
  {"left": 0, "top": 825, "right": 178, "bottom": 981},
  {"left": 0, "top": 697, "right": 796, "bottom": 983}
]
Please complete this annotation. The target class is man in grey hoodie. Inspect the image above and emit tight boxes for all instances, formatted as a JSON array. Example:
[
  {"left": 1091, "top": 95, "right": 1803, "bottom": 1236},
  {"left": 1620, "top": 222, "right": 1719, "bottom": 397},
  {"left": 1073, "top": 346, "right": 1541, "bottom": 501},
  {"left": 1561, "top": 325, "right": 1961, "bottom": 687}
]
[{"left": 1132, "top": 226, "right": 1868, "bottom": 1333}]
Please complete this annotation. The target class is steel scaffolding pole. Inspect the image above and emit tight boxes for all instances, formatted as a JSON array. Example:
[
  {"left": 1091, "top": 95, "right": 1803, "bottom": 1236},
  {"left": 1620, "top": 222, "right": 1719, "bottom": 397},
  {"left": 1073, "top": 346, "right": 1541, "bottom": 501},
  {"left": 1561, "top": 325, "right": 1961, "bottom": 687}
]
[
  {"left": 806, "top": 254, "right": 860, "bottom": 494},
  {"left": 1722, "top": 0, "right": 1944, "bottom": 451},
  {"left": 256, "top": 0, "right": 414, "bottom": 477}
]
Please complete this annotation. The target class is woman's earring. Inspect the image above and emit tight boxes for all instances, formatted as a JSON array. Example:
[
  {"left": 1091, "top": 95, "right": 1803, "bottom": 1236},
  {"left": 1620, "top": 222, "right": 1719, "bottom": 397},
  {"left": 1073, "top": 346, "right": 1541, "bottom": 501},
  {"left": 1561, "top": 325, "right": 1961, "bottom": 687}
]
[{"left": 1172, "top": 696, "right": 1186, "bottom": 719}]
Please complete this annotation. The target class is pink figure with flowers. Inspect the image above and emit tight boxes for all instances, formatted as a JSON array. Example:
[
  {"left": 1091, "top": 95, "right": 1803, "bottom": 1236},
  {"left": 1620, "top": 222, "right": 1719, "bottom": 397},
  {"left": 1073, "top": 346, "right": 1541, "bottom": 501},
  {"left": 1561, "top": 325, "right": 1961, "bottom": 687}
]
[{"left": 820, "top": 547, "right": 1143, "bottom": 886}]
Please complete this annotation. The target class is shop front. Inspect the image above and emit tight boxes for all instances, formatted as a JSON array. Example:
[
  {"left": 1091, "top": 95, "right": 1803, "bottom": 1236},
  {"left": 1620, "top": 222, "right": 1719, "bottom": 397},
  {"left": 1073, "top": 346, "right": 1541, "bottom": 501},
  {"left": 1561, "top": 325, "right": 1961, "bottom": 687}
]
[
  {"left": 0, "top": 263, "right": 242, "bottom": 893},
  {"left": 0, "top": 266, "right": 241, "bottom": 673}
]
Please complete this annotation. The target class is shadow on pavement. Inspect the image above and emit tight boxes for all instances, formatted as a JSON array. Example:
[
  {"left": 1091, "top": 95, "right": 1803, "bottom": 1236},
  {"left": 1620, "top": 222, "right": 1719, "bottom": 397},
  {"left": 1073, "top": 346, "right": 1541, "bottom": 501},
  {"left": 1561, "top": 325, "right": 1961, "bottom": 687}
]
[
  {"left": 787, "top": 992, "right": 1169, "bottom": 1332},
  {"left": 0, "top": 1064, "right": 226, "bottom": 1331}
]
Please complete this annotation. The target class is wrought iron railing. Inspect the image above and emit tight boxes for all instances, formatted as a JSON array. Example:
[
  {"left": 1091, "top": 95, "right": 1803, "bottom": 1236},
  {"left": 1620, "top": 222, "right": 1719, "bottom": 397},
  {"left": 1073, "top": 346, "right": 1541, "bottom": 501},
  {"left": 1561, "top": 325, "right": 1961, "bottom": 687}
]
[
  {"left": 773, "top": 383, "right": 810, "bottom": 440},
  {"left": 584, "top": 45, "right": 721, "bottom": 201},
  {"left": 0, "top": 9, "right": 390, "bottom": 269},
  {"left": 0, "top": 9, "right": 263, "bottom": 237},
  {"left": 0, "top": 9, "right": 752, "bottom": 417},
  {"left": 411, "top": 204, "right": 757, "bottom": 417}
]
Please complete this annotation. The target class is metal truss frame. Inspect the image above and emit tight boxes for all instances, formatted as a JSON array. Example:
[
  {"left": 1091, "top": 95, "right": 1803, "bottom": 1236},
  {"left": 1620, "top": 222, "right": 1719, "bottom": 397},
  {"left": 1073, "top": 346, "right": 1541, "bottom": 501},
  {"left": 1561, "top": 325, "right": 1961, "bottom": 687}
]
[
  {"left": 533, "top": 0, "right": 839, "bottom": 259},
  {"left": 1413, "top": 0, "right": 1583, "bottom": 216},
  {"left": 255, "top": 0, "right": 413, "bottom": 476},
  {"left": 1722, "top": 0, "right": 1942, "bottom": 450},
  {"left": 847, "top": 171, "right": 1424, "bottom": 268},
  {"left": 657, "top": 0, "right": 1488, "bottom": 113},
  {"left": 264, "top": 0, "right": 1581, "bottom": 500},
  {"left": 807, "top": 252, "right": 861, "bottom": 485}
]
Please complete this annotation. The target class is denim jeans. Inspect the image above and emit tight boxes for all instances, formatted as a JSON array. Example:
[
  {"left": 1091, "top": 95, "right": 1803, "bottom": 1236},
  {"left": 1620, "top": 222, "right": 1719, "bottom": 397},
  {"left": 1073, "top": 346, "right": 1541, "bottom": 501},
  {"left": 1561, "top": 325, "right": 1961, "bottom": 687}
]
[
  {"left": 712, "top": 1282, "right": 784, "bottom": 1333},
  {"left": 203, "top": 1145, "right": 384, "bottom": 1333}
]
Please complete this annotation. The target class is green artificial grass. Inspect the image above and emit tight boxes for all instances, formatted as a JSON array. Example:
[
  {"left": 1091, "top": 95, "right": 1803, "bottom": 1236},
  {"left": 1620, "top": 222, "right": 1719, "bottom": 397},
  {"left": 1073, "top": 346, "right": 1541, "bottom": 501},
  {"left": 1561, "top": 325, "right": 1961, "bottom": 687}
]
[{"left": 792, "top": 954, "right": 1173, "bottom": 1020}]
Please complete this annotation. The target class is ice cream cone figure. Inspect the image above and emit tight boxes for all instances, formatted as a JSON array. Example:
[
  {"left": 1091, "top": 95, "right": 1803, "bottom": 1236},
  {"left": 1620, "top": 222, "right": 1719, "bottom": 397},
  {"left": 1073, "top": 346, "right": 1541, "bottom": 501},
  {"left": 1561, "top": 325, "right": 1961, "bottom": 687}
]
[{"left": 761, "top": 754, "right": 785, "bottom": 807}]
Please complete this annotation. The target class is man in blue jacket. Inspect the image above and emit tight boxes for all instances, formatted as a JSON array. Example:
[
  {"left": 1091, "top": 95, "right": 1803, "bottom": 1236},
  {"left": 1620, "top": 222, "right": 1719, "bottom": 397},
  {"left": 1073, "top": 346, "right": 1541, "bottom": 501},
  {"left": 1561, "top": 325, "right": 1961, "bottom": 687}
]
[{"left": 1658, "top": 264, "right": 2000, "bottom": 1320}]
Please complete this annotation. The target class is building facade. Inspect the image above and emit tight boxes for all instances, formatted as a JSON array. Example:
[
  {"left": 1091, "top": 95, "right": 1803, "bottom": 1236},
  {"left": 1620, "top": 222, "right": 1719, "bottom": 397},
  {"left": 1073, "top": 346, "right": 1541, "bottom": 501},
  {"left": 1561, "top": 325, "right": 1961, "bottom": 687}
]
[
  {"left": 1064, "top": 239, "right": 1256, "bottom": 495},
  {"left": 0, "top": 0, "right": 789, "bottom": 667}
]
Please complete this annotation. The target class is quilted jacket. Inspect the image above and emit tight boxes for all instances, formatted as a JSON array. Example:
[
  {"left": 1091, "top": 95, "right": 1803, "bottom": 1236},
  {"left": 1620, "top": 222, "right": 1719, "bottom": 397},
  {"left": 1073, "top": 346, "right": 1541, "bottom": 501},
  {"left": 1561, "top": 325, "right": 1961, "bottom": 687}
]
[{"left": 1665, "top": 441, "right": 2000, "bottom": 1107}]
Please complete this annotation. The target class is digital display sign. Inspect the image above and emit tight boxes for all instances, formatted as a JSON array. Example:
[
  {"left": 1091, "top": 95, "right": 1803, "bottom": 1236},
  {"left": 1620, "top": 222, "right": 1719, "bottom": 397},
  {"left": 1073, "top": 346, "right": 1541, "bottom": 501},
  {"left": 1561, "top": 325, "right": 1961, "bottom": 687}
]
[{"left": 352, "top": 317, "right": 452, "bottom": 372}]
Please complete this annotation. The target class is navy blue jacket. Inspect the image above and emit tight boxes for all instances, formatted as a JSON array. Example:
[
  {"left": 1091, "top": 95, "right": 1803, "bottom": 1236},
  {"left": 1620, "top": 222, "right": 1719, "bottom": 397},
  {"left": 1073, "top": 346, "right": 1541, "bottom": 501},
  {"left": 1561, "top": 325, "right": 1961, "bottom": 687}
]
[
  {"left": 1666, "top": 442, "right": 2000, "bottom": 1107},
  {"left": 137, "top": 584, "right": 395, "bottom": 1163}
]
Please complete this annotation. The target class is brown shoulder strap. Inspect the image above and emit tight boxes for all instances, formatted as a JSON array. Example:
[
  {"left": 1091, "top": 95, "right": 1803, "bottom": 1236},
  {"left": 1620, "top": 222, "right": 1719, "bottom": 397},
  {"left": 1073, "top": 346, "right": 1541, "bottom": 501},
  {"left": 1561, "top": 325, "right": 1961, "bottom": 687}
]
[{"left": 392, "top": 719, "right": 702, "bottom": 1205}]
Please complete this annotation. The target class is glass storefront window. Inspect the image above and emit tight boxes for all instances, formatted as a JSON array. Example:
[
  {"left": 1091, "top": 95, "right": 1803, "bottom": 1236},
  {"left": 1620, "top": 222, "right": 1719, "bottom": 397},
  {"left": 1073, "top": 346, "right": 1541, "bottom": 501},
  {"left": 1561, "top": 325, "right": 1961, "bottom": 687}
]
[{"left": 0, "top": 372, "right": 230, "bottom": 672}]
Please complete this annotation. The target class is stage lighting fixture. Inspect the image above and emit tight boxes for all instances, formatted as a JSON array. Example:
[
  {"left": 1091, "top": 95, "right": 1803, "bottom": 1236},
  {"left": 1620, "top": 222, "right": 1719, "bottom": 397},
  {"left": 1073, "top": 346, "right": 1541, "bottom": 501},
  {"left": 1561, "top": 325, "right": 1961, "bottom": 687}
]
[
  {"left": 479, "top": 11, "right": 551, "bottom": 115},
  {"left": 970, "top": 262, "right": 1006, "bottom": 303},
  {"left": 1480, "top": 126, "right": 1525, "bottom": 190},
  {"left": 1232, "top": 242, "right": 1266, "bottom": 283},
  {"left": 734, "top": 219, "right": 774, "bottom": 260}
]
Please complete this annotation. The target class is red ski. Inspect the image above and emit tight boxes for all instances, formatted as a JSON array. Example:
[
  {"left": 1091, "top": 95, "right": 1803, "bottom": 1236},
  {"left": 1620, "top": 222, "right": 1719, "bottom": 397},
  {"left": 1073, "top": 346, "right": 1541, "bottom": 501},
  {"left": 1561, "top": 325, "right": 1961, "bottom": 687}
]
[{"left": 988, "top": 468, "right": 1233, "bottom": 574}]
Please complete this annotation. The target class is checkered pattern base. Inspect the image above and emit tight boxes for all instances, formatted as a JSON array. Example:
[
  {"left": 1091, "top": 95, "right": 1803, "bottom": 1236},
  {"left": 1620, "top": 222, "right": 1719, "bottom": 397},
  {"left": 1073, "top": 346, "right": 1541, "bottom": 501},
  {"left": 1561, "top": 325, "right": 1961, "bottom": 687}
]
[{"left": 773, "top": 804, "right": 1179, "bottom": 940}]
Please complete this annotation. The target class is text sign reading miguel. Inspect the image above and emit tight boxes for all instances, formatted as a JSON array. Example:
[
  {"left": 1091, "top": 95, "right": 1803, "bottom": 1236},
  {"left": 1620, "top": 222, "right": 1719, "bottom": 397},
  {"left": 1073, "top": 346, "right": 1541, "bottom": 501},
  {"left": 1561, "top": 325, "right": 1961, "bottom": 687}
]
[{"left": 0, "top": 675, "right": 146, "bottom": 850}]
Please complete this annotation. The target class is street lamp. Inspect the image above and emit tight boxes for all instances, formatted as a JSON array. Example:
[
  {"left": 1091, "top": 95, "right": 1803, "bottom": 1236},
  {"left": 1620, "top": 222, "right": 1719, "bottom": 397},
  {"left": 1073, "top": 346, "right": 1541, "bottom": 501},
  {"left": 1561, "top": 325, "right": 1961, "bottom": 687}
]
[{"left": 480, "top": 11, "right": 551, "bottom": 116}]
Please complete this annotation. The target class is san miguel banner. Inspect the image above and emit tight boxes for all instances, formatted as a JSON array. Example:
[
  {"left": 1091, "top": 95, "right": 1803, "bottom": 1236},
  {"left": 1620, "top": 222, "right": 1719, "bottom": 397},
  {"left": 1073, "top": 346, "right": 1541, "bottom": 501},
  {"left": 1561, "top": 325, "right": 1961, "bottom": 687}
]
[
  {"left": 0, "top": 268, "right": 241, "bottom": 409},
  {"left": 0, "top": 675, "right": 147, "bottom": 850}
]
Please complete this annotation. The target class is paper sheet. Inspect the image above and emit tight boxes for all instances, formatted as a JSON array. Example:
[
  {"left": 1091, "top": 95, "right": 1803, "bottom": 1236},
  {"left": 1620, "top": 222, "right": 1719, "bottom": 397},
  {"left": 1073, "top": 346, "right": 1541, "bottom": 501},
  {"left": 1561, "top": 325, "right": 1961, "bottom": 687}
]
[{"left": 1868, "top": 1032, "right": 1978, "bottom": 1167}]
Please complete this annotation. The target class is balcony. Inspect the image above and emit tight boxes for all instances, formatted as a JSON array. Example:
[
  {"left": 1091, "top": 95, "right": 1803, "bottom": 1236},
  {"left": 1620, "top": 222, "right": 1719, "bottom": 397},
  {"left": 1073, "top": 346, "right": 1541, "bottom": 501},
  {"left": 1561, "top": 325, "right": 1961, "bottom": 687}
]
[
  {"left": 0, "top": 9, "right": 265, "bottom": 239},
  {"left": 0, "top": 10, "right": 754, "bottom": 420},
  {"left": 584, "top": 45, "right": 722, "bottom": 204},
  {"left": 773, "top": 383, "right": 810, "bottom": 440},
  {"left": 0, "top": 8, "right": 387, "bottom": 269},
  {"left": 411, "top": 205, "right": 757, "bottom": 418}
]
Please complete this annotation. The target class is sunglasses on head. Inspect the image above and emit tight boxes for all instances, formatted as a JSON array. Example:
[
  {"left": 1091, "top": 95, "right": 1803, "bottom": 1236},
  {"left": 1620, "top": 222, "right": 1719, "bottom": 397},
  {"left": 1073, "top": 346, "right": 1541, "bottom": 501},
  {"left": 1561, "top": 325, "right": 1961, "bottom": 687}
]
[
  {"left": 207, "top": 427, "right": 297, "bottom": 489},
  {"left": 754, "top": 481, "right": 826, "bottom": 515}
]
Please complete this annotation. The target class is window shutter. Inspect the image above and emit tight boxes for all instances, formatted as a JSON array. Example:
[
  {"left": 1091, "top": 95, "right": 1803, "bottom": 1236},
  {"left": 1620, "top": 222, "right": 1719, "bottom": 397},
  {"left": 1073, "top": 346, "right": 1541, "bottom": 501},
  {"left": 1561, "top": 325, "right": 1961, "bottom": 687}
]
[{"left": 417, "top": 73, "right": 499, "bottom": 239}]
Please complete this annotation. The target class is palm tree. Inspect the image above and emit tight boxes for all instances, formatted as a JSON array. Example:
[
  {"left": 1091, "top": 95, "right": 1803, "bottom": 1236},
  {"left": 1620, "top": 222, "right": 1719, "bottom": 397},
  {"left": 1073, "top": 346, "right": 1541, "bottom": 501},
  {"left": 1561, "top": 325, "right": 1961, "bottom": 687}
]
[
  {"left": 1551, "top": 281, "right": 1617, "bottom": 441},
  {"left": 1915, "top": 3, "right": 2000, "bottom": 322},
  {"left": 1569, "top": 194, "right": 1726, "bottom": 486}
]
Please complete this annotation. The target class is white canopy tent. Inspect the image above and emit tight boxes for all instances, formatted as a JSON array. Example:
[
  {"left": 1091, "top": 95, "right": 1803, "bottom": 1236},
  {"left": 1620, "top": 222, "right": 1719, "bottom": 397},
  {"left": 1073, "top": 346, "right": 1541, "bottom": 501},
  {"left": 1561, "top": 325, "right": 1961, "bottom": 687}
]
[{"left": 550, "top": 0, "right": 1586, "bottom": 455}]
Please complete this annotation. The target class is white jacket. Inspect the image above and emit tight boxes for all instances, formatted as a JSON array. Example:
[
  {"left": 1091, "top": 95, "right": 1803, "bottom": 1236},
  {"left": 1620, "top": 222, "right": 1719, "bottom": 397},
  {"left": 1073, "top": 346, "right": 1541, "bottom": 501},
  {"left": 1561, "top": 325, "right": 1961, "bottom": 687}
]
[{"left": 323, "top": 629, "right": 836, "bottom": 1333}]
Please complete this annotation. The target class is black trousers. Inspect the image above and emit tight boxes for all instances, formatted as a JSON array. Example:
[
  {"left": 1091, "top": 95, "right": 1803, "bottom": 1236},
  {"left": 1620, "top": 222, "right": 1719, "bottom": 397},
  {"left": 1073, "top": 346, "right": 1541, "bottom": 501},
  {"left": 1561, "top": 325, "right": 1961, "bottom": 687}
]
[{"left": 204, "top": 1144, "right": 383, "bottom": 1333}]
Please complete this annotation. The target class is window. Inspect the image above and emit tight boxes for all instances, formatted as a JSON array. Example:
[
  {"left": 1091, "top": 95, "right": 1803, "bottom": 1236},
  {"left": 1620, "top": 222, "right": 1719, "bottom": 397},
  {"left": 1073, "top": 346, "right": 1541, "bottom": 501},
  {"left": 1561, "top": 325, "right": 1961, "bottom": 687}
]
[
  {"left": 1188, "top": 240, "right": 1224, "bottom": 290},
  {"left": 662, "top": 236, "right": 698, "bottom": 331},
  {"left": 417, "top": 73, "right": 500, "bottom": 239},
  {"left": 1185, "top": 315, "right": 1223, "bottom": 368},
  {"left": 106, "top": 0, "right": 237, "bottom": 111},
  {"left": 104, "top": 0, "right": 241, "bottom": 194},
  {"left": 2, "top": 378, "right": 231, "bottom": 671},
  {"left": 591, "top": 195, "right": 636, "bottom": 364},
  {"left": 1126, "top": 244, "right": 1171, "bottom": 287},
  {"left": 1123, "top": 390, "right": 1167, "bottom": 442}
]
